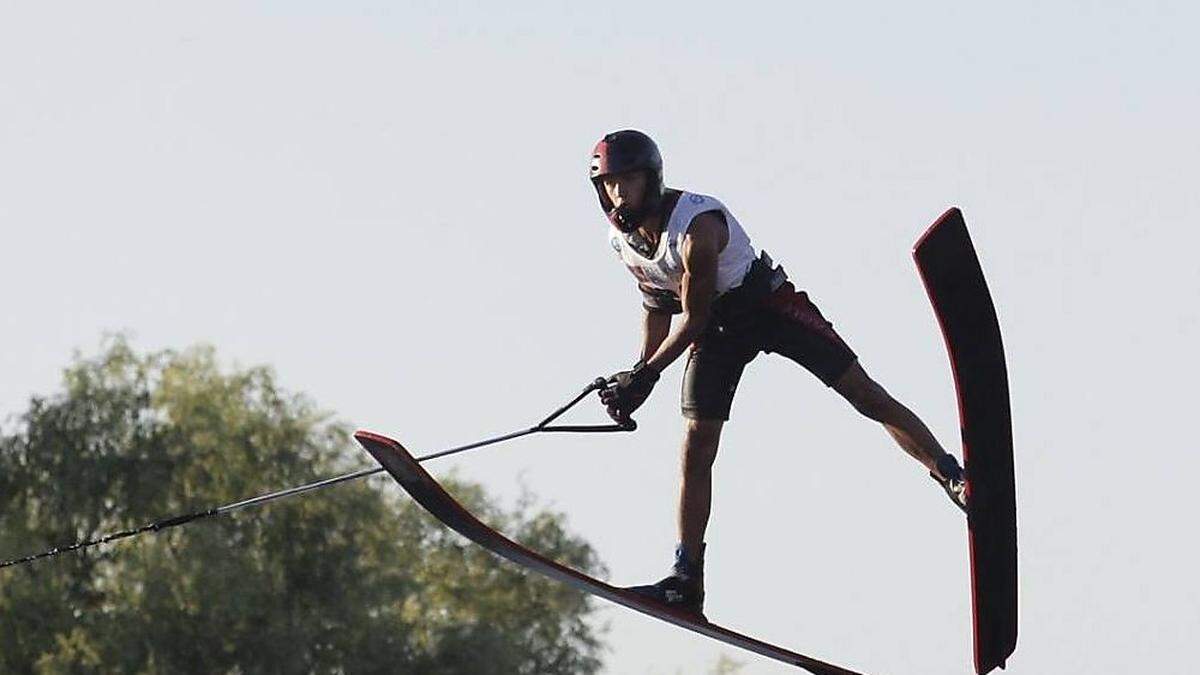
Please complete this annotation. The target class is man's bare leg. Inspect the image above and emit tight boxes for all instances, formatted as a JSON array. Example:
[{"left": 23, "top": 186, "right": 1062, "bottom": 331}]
[
  {"left": 832, "top": 362, "right": 959, "bottom": 480},
  {"left": 678, "top": 417, "right": 724, "bottom": 561},
  {"left": 625, "top": 417, "right": 721, "bottom": 614}
]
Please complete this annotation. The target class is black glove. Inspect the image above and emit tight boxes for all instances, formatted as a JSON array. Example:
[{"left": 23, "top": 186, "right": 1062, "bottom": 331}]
[{"left": 599, "top": 360, "right": 660, "bottom": 423}]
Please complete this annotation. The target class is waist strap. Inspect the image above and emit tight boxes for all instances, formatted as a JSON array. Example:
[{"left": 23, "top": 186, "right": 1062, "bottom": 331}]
[{"left": 712, "top": 251, "right": 788, "bottom": 319}]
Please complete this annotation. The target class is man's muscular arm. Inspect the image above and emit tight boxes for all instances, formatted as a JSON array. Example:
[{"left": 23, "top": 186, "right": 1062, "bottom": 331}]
[
  {"left": 640, "top": 309, "right": 672, "bottom": 362},
  {"left": 643, "top": 212, "right": 725, "bottom": 373}
]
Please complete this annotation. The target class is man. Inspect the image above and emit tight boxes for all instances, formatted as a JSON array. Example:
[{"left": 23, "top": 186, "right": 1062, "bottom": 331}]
[{"left": 592, "top": 129, "right": 967, "bottom": 619}]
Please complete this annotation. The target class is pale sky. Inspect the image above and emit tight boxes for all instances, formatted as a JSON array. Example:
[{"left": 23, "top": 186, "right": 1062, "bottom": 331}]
[{"left": 3, "top": 2, "right": 1198, "bottom": 673}]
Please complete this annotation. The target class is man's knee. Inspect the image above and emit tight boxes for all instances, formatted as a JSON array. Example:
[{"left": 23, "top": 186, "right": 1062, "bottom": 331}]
[
  {"left": 682, "top": 418, "right": 723, "bottom": 472},
  {"left": 833, "top": 365, "right": 892, "bottom": 421},
  {"left": 684, "top": 417, "right": 723, "bottom": 443}
]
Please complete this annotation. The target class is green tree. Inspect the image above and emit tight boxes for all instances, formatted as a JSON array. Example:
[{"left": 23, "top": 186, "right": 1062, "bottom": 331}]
[
  {"left": 709, "top": 654, "right": 745, "bottom": 674},
  {"left": 0, "top": 337, "right": 606, "bottom": 674}
]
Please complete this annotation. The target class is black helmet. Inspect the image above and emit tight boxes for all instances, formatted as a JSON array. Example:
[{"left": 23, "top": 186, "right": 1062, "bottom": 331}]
[{"left": 589, "top": 129, "right": 664, "bottom": 232}]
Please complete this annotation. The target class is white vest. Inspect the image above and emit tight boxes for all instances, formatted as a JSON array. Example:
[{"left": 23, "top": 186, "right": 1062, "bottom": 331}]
[{"left": 608, "top": 191, "right": 757, "bottom": 297}]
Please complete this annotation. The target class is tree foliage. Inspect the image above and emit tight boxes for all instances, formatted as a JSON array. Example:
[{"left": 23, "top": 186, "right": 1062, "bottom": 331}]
[{"left": 0, "top": 337, "right": 606, "bottom": 674}]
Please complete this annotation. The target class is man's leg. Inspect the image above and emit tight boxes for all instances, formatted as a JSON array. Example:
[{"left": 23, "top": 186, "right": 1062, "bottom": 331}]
[
  {"left": 757, "top": 282, "right": 965, "bottom": 508},
  {"left": 832, "top": 362, "right": 957, "bottom": 478},
  {"left": 625, "top": 323, "right": 748, "bottom": 614},
  {"left": 759, "top": 283, "right": 947, "bottom": 472},
  {"left": 678, "top": 417, "right": 724, "bottom": 562}
]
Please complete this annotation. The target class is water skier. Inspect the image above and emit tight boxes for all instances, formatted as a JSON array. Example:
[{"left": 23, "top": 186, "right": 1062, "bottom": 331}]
[{"left": 592, "top": 129, "right": 967, "bottom": 618}]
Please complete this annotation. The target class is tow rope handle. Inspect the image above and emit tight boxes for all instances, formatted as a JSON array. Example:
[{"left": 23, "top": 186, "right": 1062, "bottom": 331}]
[{"left": 1, "top": 375, "right": 635, "bottom": 571}]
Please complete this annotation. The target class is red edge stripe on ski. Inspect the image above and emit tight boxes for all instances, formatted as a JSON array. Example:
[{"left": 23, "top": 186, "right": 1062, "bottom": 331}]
[{"left": 354, "top": 429, "right": 866, "bottom": 675}]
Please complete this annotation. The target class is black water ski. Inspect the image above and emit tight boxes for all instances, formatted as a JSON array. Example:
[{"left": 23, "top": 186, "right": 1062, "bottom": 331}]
[
  {"left": 914, "top": 208, "right": 1017, "bottom": 674},
  {"left": 355, "top": 430, "right": 865, "bottom": 675}
]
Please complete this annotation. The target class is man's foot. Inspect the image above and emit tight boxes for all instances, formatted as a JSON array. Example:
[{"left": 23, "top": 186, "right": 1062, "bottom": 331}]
[
  {"left": 932, "top": 454, "right": 968, "bottom": 513},
  {"left": 625, "top": 544, "right": 707, "bottom": 620}
]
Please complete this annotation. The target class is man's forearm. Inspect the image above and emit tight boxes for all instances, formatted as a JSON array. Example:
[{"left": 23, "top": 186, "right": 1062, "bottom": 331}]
[
  {"left": 640, "top": 310, "right": 672, "bottom": 362},
  {"left": 644, "top": 312, "right": 708, "bottom": 373}
]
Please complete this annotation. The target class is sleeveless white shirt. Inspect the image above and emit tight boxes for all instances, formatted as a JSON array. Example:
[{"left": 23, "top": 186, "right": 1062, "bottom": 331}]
[{"left": 608, "top": 191, "right": 757, "bottom": 297}]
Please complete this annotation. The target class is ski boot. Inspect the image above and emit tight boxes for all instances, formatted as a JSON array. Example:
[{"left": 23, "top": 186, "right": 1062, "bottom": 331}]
[
  {"left": 931, "top": 454, "right": 968, "bottom": 513},
  {"left": 626, "top": 544, "right": 707, "bottom": 621}
]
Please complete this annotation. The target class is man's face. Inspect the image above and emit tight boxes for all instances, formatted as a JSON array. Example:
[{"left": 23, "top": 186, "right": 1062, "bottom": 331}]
[{"left": 601, "top": 171, "right": 648, "bottom": 212}]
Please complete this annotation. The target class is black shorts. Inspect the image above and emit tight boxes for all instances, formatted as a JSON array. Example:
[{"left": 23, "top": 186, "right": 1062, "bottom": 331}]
[{"left": 681, "top": 281, "right": 857, "bottom": 420}]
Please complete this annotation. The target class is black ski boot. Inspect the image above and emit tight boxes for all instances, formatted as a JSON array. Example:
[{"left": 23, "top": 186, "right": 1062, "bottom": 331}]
[
  {"left": 626, "top": 544, "right": 707, "bottom": 620},
  {"left": 931, "top": 454, "right": 968, "bottom": 513}
]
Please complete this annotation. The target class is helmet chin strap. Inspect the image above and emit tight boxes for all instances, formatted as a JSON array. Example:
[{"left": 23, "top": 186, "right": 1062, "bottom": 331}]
[
  {"left": 609, "top": 203, "right": 648, "bottom": 233},
  {"left": 607, "top": 185, "right": 665, "bottom": 233}
]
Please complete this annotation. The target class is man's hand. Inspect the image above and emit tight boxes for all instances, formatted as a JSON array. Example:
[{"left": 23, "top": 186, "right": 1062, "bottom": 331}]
[{"left": 599, "top": 360, "right": 660, "bottom": 423}]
